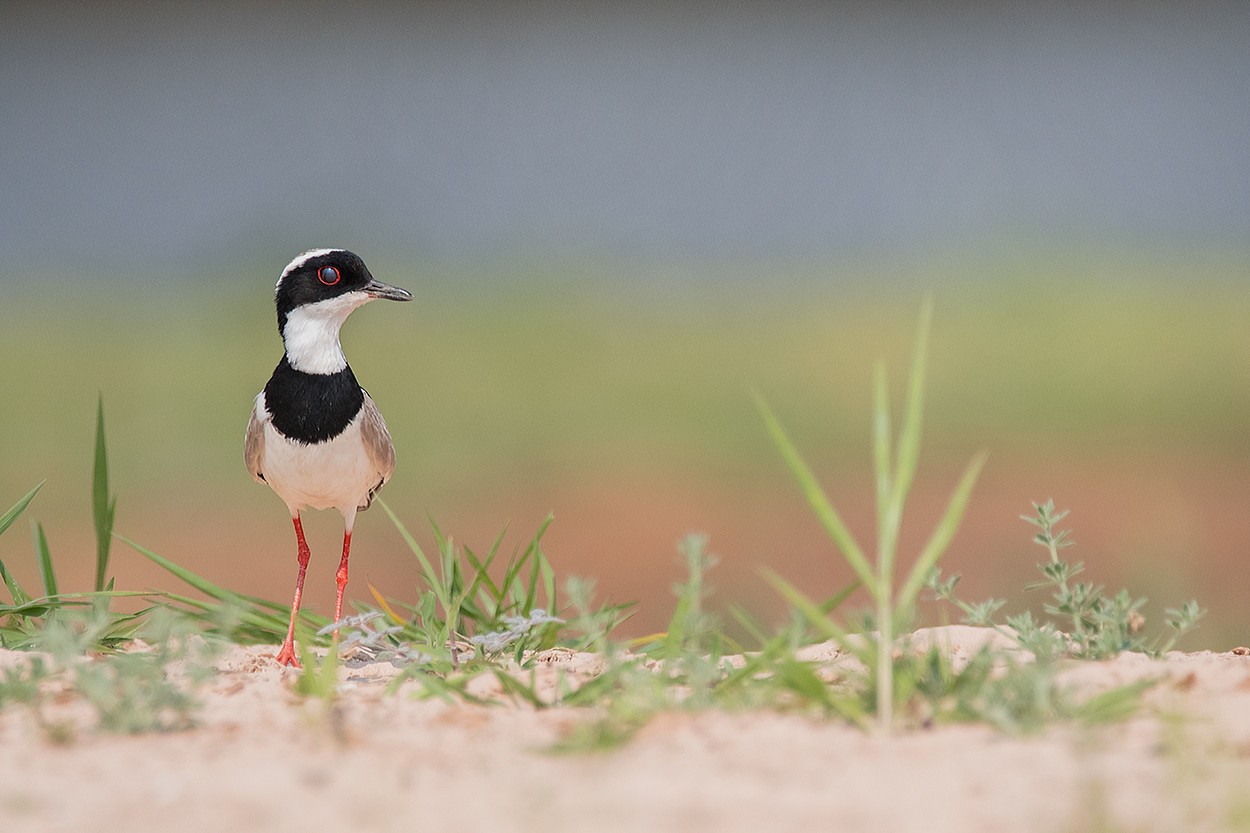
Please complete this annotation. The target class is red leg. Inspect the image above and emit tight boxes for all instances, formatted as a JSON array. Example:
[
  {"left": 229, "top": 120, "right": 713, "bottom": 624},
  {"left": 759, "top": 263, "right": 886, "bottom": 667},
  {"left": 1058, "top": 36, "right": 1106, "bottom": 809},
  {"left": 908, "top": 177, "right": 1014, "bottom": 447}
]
[
  {"left": 332, "top": 527, "right": 353, "bottom": 628},
  {"left": 275, "top": 514, "right": 312, "bottom": 667}
]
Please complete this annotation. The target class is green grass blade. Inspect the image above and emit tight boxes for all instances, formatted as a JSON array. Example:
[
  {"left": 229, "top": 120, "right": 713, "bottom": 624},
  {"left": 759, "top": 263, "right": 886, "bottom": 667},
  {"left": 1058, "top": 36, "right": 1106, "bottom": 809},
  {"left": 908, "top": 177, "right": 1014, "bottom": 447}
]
[
  {"left": 92, "top": 396, "right": 116, "bottom": 592},
  {"left": 450, "top": 558, "right": 487, "bottom": 626},
  {"left": 890, "top": 298, "right": 932, "bottom": 510},
  {"left": 294, "top": 629, "right": 338, "bottom": 700},
  {"left": 771, "top": 656, "right": 834, "bottom": 703},
  {"left": 0, "top": 482, "right": 44, "bottom": 538},
  {"left": 433, "top": 520, "right": 465, "bottom": 609},
  {"left": 0, "top": 597, "right": 63, "bottom": 617},
  {"left": 463, "top": 545, "right": 502, "bottom": 615},
  {"left": 1074, "top": 679, "right": 1152, "bottom": 725},
  {"left": 483, "top": 526, "right": 507, "bottom": 569},
  {"left": 872, "top": 362, "right": 892, "bottom": 537},
  {"left": 117, "top": 534, "right": 266, "bottom": 610},
  {"left": 160, "top": 591, "right": 306, "bottom": 637},
  {"left": 407, "top": 671, "right": 491, "bottom": 706},
  {"left": 761, "top": 569, "right": 864, "bottom": 659},
  {"left": 753, "top": 392, "right": 879, "bottom": 600},
  {"left": 0, "top": 557, "right": 32, "bottom": 606},
  {"left": 896, "top": 452, "right": 988, "bottom": 615},
  {"left": 378, "top": 499, "right": 452, "bottom": 614},
  {"left": 878, "top": 299, "right": 934, "bottom": 589},
  {"left": 505, "top": 514, "right": 555, "bottom": 611},
  {"left": 537, "top": 521, "right": 557, "bottom": 609},
  {"left": 534, "top": 551, "right": 557, "bottom": 624},
  {"left": 820, "top": 579, "right": 862, "bottom": 615},
  {"left": 467, "top": 527, "right": 509, "bottom": 607},
  {"left": 32, "top": 589, "right": 159, "bottom": 603},
  {"left": 728, "top": 604, "right": 772, "bottom": 647},
  {"left": 491, "top": 668, "right": 548, "bottom": 708},
  {"left": 32, "top": 522, "right": 57, "bottom": 597}
]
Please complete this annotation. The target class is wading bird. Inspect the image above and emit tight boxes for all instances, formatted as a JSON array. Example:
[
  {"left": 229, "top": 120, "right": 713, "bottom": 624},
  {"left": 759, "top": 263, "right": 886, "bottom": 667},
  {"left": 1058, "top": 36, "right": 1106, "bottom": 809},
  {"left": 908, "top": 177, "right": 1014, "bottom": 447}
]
[{"left": 244, "top": 249, "right": 411, "bottom": 666}]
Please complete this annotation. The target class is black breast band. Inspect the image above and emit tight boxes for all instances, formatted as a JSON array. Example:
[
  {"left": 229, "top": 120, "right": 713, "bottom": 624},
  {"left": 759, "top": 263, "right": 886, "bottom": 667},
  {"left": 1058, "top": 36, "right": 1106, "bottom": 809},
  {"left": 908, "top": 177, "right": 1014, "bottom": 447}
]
[{"left": 263, "top": 356, "right": 364, "bottom": 444}]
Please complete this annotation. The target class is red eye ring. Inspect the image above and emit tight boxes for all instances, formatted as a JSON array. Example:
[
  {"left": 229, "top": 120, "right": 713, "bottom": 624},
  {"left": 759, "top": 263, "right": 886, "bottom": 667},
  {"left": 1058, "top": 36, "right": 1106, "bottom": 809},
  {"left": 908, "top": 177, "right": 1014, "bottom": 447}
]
[{"left": 317, "top": 265, "right": 341, "bottom": 286}]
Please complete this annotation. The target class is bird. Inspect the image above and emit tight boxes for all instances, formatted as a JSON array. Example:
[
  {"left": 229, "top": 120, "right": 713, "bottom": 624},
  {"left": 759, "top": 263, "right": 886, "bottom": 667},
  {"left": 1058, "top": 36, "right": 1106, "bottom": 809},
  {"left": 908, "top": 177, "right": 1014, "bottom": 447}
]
[{"left": 244, "top": 248, "right": 412, "bottom": 667}]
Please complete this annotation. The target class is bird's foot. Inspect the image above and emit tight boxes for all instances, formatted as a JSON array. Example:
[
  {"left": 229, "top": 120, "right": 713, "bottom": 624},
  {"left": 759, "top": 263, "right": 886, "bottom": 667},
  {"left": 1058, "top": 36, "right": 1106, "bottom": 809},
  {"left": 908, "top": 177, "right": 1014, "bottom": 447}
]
[{"left": 274, "top": 641, "right": 301, "bottom": 668}]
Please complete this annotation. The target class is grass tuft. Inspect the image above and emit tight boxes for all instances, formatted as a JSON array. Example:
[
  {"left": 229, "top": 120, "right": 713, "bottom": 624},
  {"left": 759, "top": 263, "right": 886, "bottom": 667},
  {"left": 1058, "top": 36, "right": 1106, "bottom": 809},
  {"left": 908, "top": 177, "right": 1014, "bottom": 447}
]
[
  {"left": 377, "top": 503, "right": 608, "bottom": 669},
  {"left": 755, "top": 298, "right": 985, "bottom": 732},
  {"left": 929, "top": 500, "right": 1205, "bottom": 660}
]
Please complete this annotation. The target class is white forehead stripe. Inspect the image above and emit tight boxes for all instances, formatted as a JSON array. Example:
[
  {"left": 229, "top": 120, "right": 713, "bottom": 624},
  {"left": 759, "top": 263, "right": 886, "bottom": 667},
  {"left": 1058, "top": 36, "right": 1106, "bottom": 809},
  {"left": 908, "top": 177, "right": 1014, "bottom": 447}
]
[{"left": 277, "top": 248, "right": 345, "bottom": 289}]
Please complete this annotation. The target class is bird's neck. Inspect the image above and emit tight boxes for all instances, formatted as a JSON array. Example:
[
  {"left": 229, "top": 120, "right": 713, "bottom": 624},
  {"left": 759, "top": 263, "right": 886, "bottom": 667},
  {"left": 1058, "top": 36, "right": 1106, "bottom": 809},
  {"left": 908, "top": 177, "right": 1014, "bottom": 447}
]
[{"left": 281, "top": 294, "right": 370, "bottom": 374}]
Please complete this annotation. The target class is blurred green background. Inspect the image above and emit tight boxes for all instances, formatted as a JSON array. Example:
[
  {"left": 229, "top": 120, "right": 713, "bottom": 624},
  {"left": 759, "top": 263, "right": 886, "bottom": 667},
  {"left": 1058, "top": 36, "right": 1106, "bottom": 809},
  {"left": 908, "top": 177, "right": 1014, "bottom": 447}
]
[
  {"left": 5, "top": 251, "right": 1248, "bottom": 645},
  {"left": 2, "top": 3, "right": 1248, "bottom": 646}
]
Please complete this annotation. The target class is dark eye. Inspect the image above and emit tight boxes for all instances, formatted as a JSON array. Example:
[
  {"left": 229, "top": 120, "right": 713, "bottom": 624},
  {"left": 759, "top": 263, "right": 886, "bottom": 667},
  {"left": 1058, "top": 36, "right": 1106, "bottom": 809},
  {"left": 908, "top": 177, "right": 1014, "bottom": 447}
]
[{"left": 317, "top": 265, "right": 341, "bottom": 286}]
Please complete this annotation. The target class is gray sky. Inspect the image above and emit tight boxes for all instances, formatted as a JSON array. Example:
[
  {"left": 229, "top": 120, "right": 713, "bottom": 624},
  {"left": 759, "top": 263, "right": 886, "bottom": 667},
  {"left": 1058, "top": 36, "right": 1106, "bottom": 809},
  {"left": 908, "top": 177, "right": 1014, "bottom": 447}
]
[{"left": 2, "top": 1, "right": 1248, "bottom": 275}]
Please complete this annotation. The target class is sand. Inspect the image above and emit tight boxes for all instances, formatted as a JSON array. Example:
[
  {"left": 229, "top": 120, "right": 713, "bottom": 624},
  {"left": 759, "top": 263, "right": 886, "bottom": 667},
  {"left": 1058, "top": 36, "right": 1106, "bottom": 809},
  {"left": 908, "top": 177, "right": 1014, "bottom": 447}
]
[{"left": 2, "top": 627, "right": 1249, "bottom": 833}]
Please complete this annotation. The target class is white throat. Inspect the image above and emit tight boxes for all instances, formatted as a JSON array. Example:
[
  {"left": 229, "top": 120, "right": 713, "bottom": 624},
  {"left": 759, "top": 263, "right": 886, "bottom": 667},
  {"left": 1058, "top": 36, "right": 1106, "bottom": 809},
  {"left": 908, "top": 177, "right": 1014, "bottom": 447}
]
[{"left": 283, "top": 292, "right": 372, "bottom": 374}]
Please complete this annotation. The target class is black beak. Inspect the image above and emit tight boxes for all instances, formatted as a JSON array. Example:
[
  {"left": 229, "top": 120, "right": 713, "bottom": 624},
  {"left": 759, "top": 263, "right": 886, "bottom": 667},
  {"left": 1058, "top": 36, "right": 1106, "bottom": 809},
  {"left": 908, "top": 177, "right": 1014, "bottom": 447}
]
[{"left": 364, "top": 278, "right": 413, "bottom": 302}]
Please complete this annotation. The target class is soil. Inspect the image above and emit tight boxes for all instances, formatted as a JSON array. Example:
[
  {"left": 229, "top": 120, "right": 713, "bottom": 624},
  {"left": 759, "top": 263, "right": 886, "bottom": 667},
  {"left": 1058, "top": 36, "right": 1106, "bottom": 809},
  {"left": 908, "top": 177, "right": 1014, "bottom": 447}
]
[{"left": 2, "top": 627, "right": 1250, "bottom": 833}]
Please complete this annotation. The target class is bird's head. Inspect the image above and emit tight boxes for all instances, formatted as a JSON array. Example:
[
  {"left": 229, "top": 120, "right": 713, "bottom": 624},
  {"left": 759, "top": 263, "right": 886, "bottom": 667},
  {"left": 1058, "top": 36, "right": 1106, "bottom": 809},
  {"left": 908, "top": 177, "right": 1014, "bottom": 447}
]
[
  {"left": 274, "top": 248, "right": 412, "bottom": 374},
  {"left": 275, "top": 249, "right": 412, "bottom": 332}
]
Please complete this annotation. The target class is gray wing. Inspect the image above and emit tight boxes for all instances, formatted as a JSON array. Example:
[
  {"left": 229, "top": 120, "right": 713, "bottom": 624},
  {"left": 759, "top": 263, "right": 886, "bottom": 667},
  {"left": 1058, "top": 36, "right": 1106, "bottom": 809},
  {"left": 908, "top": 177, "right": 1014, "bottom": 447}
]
[
  {"left": 244, "top": 394, "right": 268, "bottom": 485},
  {"left": 357, "top": 391, "right": 396, "bottom": 510}
]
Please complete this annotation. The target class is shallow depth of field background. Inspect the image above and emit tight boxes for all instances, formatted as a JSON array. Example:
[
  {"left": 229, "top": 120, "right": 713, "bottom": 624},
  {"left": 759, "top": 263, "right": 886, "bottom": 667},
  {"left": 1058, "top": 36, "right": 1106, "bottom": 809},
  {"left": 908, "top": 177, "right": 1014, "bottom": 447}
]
[{"left": 2, "top": 2, "right": 1248, "bottom": 645}]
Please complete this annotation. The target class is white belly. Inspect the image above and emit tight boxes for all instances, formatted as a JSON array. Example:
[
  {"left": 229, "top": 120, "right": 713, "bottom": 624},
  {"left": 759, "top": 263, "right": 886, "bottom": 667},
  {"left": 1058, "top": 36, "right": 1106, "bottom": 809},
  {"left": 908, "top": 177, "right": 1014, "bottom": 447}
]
[{"left": 261, "top": 414, "right": 378, "bottom": 515}]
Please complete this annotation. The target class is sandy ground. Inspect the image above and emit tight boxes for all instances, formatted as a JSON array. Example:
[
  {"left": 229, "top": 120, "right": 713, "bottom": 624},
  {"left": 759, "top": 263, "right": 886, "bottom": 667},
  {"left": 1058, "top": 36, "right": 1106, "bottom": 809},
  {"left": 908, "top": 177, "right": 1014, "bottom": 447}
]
[{"left": 2, "top": 627, "right": 1249, "bottom": 833}]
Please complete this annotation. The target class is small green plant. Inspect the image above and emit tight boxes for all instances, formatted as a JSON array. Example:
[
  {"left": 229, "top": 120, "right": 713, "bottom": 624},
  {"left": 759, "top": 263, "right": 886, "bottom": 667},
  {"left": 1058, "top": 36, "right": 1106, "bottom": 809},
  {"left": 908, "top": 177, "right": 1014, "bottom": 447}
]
[
  {"left": 294, "top": 628, "right": 340, "bottom": 702},
  {"left": 5, "top": 605, "right": 218, "bottom": 736},
  {"left": 562, "top": 576, "right": 626, "bottom": 655},
  {"left": 0, "top": 653, "right": 51, "bottom": 711},
  {"left": 636, "top": 535, "right": 739, "bottom": 708},
  {"left": 378, "top": 504, "right": 628, "bottom": 669},
  {"left": 59, "top": 607, "right": 217, "bottom": 733},
  {"left": 554, "top": 537, "right": 734, "bottom": 751},
  {"left": 929, "top": 500, "right": 1205, "bottom": 660},
  {"left": 2, "top": 496, "right": 149, "bottom": 652},
  {"left": 554, "top": 536, "right": 870, "bottom": 752},
  {"left": 1, "top": 400, "right": 152, "bottom": 651},
  {"left": 379, "top": 554, "right": 627, "bottom": 712},
  {"left": 128, "top": 504, "right": 631, "bottom": 673},
  {"left": 889, "top": 641, "right": 1150, "bottom": 732},
  {"left": 0, "top": 396, "right": 315, "bottom": 652},
  {"left": 755, "top": 299, "right": 986, "bottom": 732},
  {"left": 121, "top": 534, "right": 317, "bottom": 646}
]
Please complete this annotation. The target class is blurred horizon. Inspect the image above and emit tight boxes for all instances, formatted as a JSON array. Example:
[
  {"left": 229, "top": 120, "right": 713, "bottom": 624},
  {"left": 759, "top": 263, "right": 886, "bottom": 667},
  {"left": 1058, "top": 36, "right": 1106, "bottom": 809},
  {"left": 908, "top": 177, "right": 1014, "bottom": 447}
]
[
  {"left": 2, "top": 0, "right": 1248, "bottom": 275},
  {"left": 3, "top": 262, "right": 1248, "bottom": 646}
]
